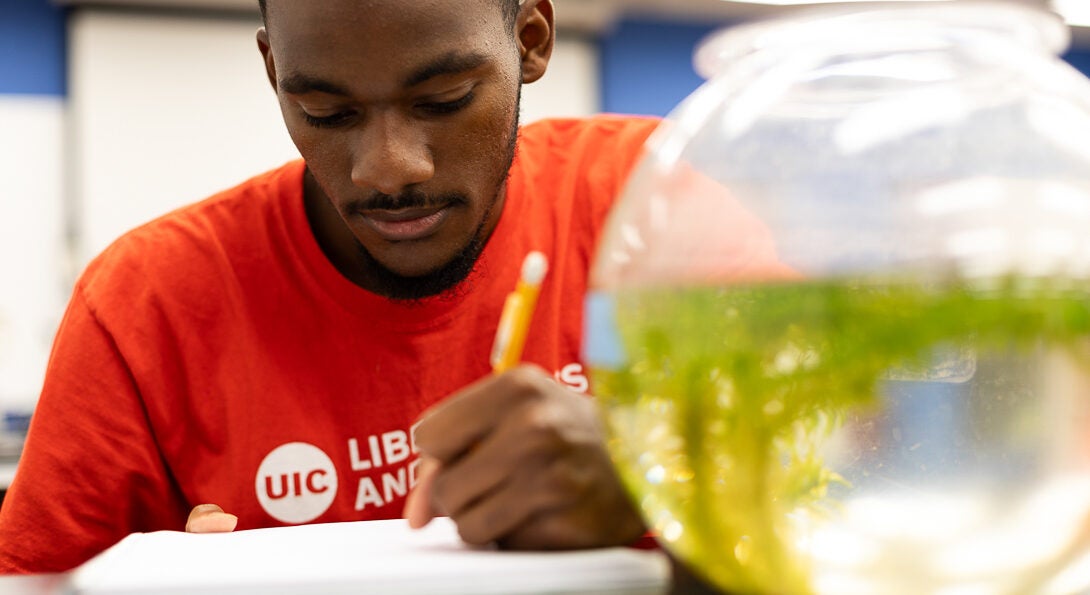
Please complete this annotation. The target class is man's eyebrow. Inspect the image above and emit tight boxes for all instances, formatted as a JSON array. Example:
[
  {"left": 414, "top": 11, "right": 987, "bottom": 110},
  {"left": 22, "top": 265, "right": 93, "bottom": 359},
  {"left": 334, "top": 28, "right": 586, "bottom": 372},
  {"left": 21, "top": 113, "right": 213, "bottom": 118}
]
[
  {"left": 403, "top": 51, "right": 489, "bottom": 88},
  {"left": 278, "top": 74, "right": 351, "bottom": 97},
  {"left": 276, "top": 52, "right": 489, "bottom": 96}
]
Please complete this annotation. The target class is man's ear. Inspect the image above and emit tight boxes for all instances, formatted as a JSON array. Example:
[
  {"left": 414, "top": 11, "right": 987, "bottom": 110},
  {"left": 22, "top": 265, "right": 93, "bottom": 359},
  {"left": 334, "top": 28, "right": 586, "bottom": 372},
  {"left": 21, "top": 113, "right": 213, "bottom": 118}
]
[
  {"left": 256, "top": 28, "right": 278, "bottom": 92},
  {"left": 516, "top": 0, "right": 555, "bottom": 84}
]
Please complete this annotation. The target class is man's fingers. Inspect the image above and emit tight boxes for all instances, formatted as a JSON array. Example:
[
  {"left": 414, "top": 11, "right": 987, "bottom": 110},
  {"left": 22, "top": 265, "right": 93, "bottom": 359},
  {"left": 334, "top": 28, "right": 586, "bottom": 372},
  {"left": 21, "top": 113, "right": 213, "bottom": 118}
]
[
  {"left": 414, "top": 366, "right": 552, "bottom": 463},
  {"left": 450, "top": 462, "right": 574, "bottom": 546},
  {"left": 185, "top": 503, "right": 239, "bottom": 533},
  {"left": 404, "top": 457, "right": 442, "bottom": 529},
  {"left": 430, "top": 391, "right": 592, "bottom": 520},
  {"left": 429, "top": 401, "right": 541, "bottom": 518}
]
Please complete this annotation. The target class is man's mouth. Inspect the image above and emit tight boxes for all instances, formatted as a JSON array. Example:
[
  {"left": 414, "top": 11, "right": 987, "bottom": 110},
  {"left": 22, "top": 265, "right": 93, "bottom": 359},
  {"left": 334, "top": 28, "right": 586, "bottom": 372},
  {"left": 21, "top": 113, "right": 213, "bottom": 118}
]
[{"left": 359, "top": 205, "right": 451, "bottom": 242}]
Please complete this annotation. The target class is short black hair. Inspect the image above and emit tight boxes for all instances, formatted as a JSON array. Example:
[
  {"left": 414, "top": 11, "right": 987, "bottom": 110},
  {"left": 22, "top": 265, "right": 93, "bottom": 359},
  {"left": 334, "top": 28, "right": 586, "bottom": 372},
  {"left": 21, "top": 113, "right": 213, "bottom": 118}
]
[{"left": 257, "top": 1, "right": 521, "bottom": 29}]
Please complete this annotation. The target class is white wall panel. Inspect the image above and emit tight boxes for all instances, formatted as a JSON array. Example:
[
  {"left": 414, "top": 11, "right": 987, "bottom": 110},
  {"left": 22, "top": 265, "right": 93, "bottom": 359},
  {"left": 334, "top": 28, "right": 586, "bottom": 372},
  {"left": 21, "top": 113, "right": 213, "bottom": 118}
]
[
  {"left": 0, "top": 96, "right": 65, "bottom": 412},
  {"left": 521, "top": 34, "right": 601, "bottom": 124},
  {"left": 68, "top": 9, "right": 302, "bottom": 265}
]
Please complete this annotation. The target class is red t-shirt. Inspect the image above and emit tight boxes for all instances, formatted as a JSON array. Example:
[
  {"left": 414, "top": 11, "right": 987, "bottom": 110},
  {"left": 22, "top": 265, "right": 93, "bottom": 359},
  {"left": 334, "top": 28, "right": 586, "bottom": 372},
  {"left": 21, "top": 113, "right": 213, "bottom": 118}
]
[{"left": 0, "top": 115, "right": 661, "bottom": 574}]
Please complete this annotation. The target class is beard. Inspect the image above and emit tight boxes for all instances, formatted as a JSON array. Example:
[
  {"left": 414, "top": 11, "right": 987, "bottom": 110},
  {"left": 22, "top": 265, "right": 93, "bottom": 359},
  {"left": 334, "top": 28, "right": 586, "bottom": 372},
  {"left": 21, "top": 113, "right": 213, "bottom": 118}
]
[{"left": 354, "top": 93, "right": 521, "bottom": 304}]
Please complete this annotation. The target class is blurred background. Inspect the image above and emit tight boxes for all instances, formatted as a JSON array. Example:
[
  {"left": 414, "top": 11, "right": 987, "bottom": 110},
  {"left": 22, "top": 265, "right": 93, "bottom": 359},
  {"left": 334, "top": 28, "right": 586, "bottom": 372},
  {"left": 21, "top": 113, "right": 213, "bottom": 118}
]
[{"left": 1, "top": 0, "right": 1089, "bottom": 488}]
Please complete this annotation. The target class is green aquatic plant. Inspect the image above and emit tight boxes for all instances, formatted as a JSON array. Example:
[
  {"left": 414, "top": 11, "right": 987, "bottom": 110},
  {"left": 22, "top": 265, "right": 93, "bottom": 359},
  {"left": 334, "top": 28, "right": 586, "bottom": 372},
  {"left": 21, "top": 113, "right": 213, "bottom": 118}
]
[{"left": 592, "top": 276, "right": 1090, "bottom": 594}]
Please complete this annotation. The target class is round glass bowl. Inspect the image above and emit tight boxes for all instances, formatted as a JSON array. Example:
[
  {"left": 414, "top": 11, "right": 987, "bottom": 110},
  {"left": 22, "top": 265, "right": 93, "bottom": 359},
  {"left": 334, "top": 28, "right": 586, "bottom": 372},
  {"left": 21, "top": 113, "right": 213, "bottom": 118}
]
[{"left": 585, "top": 2, "right": 1090, "bottom": 593}]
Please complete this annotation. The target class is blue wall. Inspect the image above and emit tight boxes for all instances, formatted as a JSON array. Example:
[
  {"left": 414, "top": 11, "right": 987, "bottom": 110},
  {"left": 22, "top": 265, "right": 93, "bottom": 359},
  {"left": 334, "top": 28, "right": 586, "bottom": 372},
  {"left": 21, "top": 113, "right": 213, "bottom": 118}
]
[
  {"left": 600, "top": 17, "right": 725, "bottom": 117},
  {"left": 1063, "top": 48, "right": 1090, "bottom": 77},
  {"left": 0, "top": 0, "right": 67, "bottom": 96}
]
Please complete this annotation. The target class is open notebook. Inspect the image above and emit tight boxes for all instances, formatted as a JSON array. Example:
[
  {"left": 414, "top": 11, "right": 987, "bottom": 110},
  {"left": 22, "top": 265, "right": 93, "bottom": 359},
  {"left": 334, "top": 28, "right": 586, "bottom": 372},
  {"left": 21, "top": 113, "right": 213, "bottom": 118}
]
[{"left": 66, "top": 518, "right": 670, "bottom": 594}]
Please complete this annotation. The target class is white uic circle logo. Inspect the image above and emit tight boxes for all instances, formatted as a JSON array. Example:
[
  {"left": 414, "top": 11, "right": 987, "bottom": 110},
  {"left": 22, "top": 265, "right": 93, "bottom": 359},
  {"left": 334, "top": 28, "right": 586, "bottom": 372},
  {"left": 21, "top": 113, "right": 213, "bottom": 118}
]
[{"left": 255, "top": 442, "right": 338, "bottom": 524}]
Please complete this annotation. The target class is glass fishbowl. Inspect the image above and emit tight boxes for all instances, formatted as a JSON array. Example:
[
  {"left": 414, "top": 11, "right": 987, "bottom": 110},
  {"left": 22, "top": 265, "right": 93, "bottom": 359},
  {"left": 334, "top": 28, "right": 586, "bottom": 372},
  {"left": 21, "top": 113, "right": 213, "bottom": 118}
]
[{"left": 585, "top": 2, "right": 1090, "bottom": 594}]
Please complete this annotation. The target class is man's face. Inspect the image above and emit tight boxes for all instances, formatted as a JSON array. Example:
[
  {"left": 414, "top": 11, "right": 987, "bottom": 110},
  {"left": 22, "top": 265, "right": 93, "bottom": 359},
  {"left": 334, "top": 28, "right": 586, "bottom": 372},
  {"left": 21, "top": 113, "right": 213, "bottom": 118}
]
[{"left": 261, "top": 0, "right": 523, "bottom": 299}]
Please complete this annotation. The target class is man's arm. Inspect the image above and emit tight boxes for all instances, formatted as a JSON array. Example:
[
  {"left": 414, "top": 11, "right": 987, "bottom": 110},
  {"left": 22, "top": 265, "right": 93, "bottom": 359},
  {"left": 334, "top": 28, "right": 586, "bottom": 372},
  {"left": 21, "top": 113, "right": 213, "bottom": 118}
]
[
  {"left": 404, "top": 365, "right": 646, "bottom": 549},
  {"left": 0, "top": 284, "right": 188, "bottom": 574}
]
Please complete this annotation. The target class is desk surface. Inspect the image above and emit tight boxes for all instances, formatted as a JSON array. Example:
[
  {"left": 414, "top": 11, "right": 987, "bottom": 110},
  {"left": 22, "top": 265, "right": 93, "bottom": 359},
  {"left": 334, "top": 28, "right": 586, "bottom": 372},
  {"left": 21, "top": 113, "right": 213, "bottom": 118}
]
[
  {"left": 0, "top": 551, "right": 723, "bottom": 595},
  {"left": 0, "top": 568, "right": 723, "bottom": 595},
  {"left": 0, "top": 519, "right": 725, "bottom": 595}
]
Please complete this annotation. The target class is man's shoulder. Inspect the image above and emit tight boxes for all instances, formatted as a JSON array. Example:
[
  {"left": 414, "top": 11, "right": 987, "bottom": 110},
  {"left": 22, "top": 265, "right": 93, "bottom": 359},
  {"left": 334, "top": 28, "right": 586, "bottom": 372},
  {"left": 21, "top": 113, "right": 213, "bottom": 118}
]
[
  {"left": 508, "top": 115, "right": 662, "bottom": 235},
  {"left": 519, "top": 114, "right": 661, "bottom": 149},
  {"left": 78, "top": 160, "right": 305, "bottom": 300},
  {"left": 514, "top": 114, "right": 661, "bottom": 189}
]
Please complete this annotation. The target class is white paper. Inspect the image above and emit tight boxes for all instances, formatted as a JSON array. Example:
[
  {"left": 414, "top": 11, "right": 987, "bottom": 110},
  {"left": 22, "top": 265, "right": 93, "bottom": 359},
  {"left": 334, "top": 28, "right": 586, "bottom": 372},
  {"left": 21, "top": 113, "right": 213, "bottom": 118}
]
[{"left": 66, "top": 518, "right": 670, "bottom": 595}]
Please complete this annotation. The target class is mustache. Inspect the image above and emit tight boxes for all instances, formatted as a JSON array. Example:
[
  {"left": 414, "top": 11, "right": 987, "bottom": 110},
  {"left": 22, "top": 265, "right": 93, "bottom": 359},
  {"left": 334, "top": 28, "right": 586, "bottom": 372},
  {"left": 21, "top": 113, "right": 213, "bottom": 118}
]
[{"left": 348, "top": 189, "right": 465, "bottom": 213}]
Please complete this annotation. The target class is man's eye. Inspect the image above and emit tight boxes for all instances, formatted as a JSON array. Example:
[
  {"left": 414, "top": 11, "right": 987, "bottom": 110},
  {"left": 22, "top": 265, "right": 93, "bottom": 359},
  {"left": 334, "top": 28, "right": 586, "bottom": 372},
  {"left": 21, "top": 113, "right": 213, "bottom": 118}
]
[
  {"left": 419, "top": 92, "right": 475, "bottom": 115},
  {"left": 301, "top": 111, "right": 353, "bottom": 129}
]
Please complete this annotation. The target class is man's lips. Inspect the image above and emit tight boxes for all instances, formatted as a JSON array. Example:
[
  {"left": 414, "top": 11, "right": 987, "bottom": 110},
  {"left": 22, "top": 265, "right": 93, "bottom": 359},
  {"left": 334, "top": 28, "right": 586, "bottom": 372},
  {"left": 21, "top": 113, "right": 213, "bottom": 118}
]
[{"left": 359, "top": 205, "right": 450, "bottom": 242}]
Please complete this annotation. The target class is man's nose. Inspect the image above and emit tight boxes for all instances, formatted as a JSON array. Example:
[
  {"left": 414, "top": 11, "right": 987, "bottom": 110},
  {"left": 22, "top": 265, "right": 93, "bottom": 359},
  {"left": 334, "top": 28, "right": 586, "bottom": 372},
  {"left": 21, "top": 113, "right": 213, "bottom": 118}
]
[{"left": 351, "top": 113, "right": 435, "bottom": 196}]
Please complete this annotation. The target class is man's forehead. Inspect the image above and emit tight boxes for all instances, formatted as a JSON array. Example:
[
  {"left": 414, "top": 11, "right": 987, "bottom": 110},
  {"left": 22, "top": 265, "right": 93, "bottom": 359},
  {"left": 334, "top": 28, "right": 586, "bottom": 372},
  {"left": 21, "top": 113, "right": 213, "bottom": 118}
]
[
  {"left": 268, "top": 1, "right": 504, "bottom": 49},
  {"left": 267, "top": 0, "right": 511, "bottom": 39},
  {"left": 265, "top": 0, "right": 514, "bottom": 19}
]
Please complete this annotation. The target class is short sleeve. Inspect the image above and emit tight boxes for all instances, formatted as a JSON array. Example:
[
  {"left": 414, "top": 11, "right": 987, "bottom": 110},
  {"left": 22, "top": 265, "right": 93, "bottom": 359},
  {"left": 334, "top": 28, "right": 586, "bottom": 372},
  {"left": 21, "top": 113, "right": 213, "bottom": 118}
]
[{"left": 0, "top": 282, "right": 188, "bottom": 574}]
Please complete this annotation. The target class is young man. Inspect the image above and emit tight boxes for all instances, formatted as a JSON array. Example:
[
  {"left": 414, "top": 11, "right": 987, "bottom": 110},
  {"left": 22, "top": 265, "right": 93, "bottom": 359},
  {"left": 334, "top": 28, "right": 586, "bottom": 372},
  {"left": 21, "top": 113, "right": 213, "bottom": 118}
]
[{"left": 0, "top": 0, "right": 660, "bottom": 573}]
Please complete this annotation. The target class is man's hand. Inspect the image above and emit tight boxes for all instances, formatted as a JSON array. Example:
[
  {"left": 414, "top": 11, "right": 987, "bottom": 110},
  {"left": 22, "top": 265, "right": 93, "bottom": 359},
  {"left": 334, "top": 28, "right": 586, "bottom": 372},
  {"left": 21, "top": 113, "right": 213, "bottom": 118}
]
[
  {"left": 403, "top": 365, "right": 646, "bottom": 549},
  {"left": 185, "top": 504, "right": 238, "bottom": 533}
]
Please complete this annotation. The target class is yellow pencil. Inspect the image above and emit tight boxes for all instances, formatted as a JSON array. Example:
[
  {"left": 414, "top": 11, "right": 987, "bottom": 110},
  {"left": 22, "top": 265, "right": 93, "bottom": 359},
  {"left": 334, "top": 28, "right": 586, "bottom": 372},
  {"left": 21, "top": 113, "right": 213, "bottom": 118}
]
[{"left": 490, "top": 251, "right": 548, "bottom": 373}]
